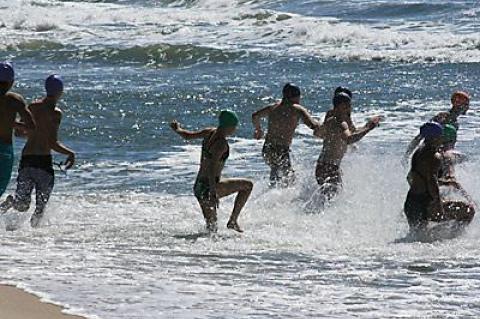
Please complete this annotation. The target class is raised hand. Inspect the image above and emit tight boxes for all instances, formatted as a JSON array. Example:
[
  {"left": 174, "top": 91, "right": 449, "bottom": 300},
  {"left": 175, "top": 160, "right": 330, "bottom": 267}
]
[{"left": 254, "top": 128, "right": 264, "bottom": 140}]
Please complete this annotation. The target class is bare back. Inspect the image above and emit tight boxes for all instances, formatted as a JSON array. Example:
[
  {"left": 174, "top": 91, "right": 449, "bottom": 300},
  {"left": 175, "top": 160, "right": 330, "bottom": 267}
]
[
  {"left": 265, "top": 103, "right": 300, "bottom": 146},
  {"left": 23, "top": 100, "right": 62, "bottom": 156},
  {"left": 408, "top": 146, "right": 441, "bottom": 195},
  {"left": 0, "top": 93, "right": 26, "bottom": 145}
]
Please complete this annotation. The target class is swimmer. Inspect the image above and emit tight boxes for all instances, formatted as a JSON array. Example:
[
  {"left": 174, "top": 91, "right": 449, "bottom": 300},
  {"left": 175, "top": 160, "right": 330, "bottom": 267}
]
[
  {"left": 314, "top": 92, "right": 381, "bottom": 203},
  {"left": 0, "top": 75, "right": 75, "bottom": 227},
  {"left": 171, "top": 110, "right": 253, "bottom": 233},
  {"left": 252, "top": 83, "right": 321, "bottom": 186},
  {"left": 404, "top": 122, "right": 444, "bottom": 232},
  {"left": 404, "top": 91, "right": 470, "bottom": 162},
  {"left": 0, "top": 62, "right": 35, "bottom": 197}
]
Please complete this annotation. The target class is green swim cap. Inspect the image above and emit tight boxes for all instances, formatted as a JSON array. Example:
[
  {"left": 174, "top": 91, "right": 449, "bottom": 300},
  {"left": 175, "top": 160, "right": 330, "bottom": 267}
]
[
  {"left": 218, "top": 110, "right": 239, "bottom": 128},
  {"left": 443, "top": 124, "right": 457, "bottom": 143}
]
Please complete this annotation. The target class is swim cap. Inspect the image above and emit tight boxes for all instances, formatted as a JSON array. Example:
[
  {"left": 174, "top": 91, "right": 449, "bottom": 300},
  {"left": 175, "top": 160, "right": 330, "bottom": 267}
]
[
  {"left": 442, "top": 124, "right": 457, "bottom": 143},
  {"left": 420, "top": 122, "right": 443, "bottom": 139},
  {"left": 451, "top": 91, "right": 470, "bottom": 105},
  {"left": 219, "top": 110, "right": 239, "bottom": 128},
  {"left": 334, "top": 86, "right": 352, "bottom": 99},
  {"left": 333, "top": 92, "right": 351, "bottom": 107},
  {"left": 45, "top": 74, "right": 64, "bottom": 97},
  {"left": 0, "top": 62, "right": 14, "bottom": 82},
  {"left": 282, "top": 83, "right": 301, "bottom": 99}
]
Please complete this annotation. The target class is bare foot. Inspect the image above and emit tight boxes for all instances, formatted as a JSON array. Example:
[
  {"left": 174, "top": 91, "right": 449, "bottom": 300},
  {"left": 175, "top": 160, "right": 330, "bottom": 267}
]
[
  {"left": 0, "top": 195, "right": 14, "bottom": 214},
  {"left": 227, "top": 221, "right": 244, "bottom": 233},
  {"left": 206, "top": 222, "right": 218, "bottom": 233}
]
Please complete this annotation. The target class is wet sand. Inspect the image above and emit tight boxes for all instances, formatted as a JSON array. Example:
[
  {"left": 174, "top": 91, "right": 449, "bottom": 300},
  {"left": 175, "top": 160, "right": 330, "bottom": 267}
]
[{"left": 0, "top": 285, "right": 86, "bottom": 319}]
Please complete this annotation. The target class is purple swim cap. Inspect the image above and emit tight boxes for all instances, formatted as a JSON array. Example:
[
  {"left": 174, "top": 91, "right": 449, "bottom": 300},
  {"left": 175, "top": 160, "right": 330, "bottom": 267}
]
[
  {"left": 0, "top": 62, "right": 14, "bottom": 82},
  {"left": 420, "top": 121, "right": 443, "bottom": 139},
  {"left": 45, "top": 74, "right": 64, "bottom": 97}
]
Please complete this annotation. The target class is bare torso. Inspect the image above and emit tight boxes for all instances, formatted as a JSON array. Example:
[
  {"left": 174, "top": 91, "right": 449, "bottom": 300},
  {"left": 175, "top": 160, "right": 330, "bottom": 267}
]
[
  {"left": 22, "top": 100, "right": 62, "bottom": 156},
  {"left": 0, "top": 93, "right": 25, "bottom": 145},
  {"left": 318, "top": 116, "right": 349, "bottom": 165},
  {"left": 197, "top": 128, "right": 228, "bottom": 181},
  {"left": 265, "top": 103, "right": 300, "bottom": 147}
]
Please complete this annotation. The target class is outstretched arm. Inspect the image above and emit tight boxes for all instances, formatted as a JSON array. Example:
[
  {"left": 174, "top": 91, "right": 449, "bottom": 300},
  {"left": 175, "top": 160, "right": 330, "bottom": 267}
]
[
  {"left": 12, "top": 95, "right": 35, "bottom": 137},
  {"left": 405, "top": 134, "right": 423, "bottom": 159},
  {"left": 342, "top": 116, "right": 380, "bottom": 145},
  {"left": 252, "top": 105, "right": 272, "bottom": 139},
  {"left": 170, "top": 120, "right": 212, "bottom": 140},
  {"left": 295, "top": 105, "right": 320, "bottom": 130}
]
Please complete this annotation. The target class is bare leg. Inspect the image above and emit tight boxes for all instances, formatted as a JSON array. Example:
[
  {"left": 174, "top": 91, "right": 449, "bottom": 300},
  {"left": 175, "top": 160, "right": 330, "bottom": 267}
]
[
  {"left": 269, "top": 165, "right": 280, "bottom": 186},
  {"left": 30, "top": 169, "right": 54, "bottom": 228},
  {"left": 216, "top": 178, "right": 253, "bottom": 232},
  {"left": 198, "top": 201, "right": 218, "bottom": 232}
]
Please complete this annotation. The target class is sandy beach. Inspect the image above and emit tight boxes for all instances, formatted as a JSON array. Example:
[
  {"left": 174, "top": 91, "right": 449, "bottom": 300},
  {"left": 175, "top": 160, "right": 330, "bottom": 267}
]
[{"left": 0, "top": 285, "right": 86, "bottom": 319}]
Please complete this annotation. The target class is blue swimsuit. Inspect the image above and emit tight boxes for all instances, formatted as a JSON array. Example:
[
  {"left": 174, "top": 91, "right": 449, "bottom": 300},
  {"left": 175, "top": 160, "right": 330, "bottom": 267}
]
[{"left": 0, "top": 141, "right": 14, "bottom": 197}]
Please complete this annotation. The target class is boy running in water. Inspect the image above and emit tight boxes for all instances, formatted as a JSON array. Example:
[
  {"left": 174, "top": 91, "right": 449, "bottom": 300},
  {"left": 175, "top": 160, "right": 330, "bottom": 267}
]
[
  {"left": 0, "top": 62, "right": 35, "bottom": 197},
  {"left": 252, "top": 83, "right": 321, "bottom": 186},
  {"left": 0, "top": 75, "right": 75, "bottom": 227}
]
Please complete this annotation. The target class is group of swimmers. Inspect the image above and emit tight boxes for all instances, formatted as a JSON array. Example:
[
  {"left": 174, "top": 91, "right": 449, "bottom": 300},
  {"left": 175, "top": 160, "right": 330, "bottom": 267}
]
[
  {"left": 0, "top": 61, "right": 75, "bottom": 227},
  {"left": 172, "top": 83, "right": 473, "bottom": 234},
  {"left": 0, "top": 59, "right": 473, "bottom": 234}
]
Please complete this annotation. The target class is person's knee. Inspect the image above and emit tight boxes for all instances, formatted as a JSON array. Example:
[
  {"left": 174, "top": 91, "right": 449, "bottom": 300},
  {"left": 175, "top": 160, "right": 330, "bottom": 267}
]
[{"left": 243, "top": 180, "right": 253, "bottom": 193}]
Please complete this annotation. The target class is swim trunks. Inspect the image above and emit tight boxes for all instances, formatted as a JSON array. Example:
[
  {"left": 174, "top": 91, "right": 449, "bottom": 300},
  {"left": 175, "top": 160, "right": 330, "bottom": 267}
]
[
  {"left": 194, "top": 177, "right": 220, "bottom": 202},
  {"left": 315, "top": 161, "right": 342, "bottom": 199},
  {"left": 11, "top": 155, "right": 55, "bottom": 214},
  {"left": 0, "top": 141, "right": 14, "bottom": 197},
  {"left": 262, "top": 142, "right": 293, "bottom": 183},
  {"left": 404, "top": 191, "right": 432, "bottom": 229}
]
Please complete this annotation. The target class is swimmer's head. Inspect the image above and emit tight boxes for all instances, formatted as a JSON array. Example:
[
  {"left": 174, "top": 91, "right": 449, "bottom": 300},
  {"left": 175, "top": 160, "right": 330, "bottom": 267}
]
[
  {"left": 442, "top": 124, "right": 457, "bottom": 143},
  {"left": 451, "top": 91, "right": 470, "bottom": 115},
  {"left": 282, "top": 83, "right": 301, "bottom": 104},
  {"left": 333, "top": 92, "right": 352, "bottom": 112},
  {"left": 218, "top": 110, "right": 239, "bottom": 135},
  {"left": 420, "top": 121, "right": 443, "bottom": 146},
  {"left": 45, "top": 74, "right": 64, "bottom": 99},
  {"left": 334, "top": 86, "right": 352, "bottom": 99},
  {"left": 0, "top": 62, "right": 14, "bottom": 95}
]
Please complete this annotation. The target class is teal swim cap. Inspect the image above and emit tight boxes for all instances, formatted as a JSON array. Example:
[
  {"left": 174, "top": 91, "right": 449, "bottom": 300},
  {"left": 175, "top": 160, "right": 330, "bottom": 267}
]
[
  {"left": 219, "top": 110, "right": 239, "bottom": 128},
  {"left": 443, "top": 124, "right": 457, "bottom": 143}
]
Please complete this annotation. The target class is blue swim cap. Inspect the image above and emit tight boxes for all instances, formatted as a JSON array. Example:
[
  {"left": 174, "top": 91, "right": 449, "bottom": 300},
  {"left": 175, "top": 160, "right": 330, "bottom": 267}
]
[
  {"left": 420, "top": 122, "right": 443, "bottom": 139},
  {"left": 0, "top": 62, "right": 14, "bottom": 82},
  {"left": 45, "top": 74, "right": 64, "bottom": 97},
  {"left": 219, "top": 110, "right": 239, "bottom": 128}
]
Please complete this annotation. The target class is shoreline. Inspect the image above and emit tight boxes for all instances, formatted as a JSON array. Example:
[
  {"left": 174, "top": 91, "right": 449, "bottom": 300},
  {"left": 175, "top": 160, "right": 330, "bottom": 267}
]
[{"left": 0, "top": 284, "right": 87, "bottom": 319}]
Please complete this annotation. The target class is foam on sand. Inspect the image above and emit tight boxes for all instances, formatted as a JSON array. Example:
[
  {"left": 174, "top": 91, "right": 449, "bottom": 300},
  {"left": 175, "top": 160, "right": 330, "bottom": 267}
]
[{"left": 0, "top": 285, "right": 87, "bottom": 319}]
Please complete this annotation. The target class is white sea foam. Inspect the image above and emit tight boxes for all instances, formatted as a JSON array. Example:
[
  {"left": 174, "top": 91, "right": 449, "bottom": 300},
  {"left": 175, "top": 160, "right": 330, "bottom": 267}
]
[
  {"left": 1, "top": 0, "right": 479, "bottom": 62},
  {"left": 1, "top": 146, "right": 480, "bottom": 318}
]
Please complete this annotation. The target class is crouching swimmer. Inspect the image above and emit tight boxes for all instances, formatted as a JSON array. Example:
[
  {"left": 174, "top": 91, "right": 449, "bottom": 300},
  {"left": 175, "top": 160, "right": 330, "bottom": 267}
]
[
  {"left": 404, "top": 122, "right": 444, "bottom": 232},
  {"left": 171, "top": 111, "right": 253, "bottom": 233}
]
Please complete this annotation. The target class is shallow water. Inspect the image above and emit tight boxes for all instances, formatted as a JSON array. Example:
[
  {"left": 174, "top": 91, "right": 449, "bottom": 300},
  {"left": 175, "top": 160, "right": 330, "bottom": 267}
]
[{"left": 1, "top": 0, "right": 480, "bottom": 318}]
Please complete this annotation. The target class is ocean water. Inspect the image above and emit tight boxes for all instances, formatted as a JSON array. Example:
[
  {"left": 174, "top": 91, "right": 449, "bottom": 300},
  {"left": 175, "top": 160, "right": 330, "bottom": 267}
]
[{"left": 1, "top": 0, "right": 480, "bottom": 318}]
